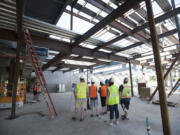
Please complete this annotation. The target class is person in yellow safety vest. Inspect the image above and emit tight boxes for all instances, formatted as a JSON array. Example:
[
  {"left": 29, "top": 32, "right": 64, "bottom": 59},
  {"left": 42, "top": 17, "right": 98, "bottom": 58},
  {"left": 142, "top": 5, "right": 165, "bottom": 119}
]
[
  {"left": 107, "top": 78, "right": 119, "bottom": 126},
  {"left": 119, "top": 77, "right": 131, "bottom": 120},
  {"left": 72, "top": 76, "right": 88, "bottom": 122}
]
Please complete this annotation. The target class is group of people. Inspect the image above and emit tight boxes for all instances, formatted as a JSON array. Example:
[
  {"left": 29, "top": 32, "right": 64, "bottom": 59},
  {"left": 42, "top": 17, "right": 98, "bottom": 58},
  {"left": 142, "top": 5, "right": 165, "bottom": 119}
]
[{"left": 72, "top": 76, "right": 132, "bottom": 125}]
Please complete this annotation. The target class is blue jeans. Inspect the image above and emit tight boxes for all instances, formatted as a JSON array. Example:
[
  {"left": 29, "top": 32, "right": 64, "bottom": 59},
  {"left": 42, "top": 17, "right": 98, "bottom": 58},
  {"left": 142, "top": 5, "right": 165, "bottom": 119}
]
[{"left": 109, "top": 104, "right": 119, "bottom": 120}]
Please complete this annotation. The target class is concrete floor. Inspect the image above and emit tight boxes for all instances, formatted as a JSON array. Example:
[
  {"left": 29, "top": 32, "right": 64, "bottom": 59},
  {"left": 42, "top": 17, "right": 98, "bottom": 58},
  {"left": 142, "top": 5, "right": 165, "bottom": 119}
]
[{"left": 0, "top": 91, "right": 180, "bottom": 135}]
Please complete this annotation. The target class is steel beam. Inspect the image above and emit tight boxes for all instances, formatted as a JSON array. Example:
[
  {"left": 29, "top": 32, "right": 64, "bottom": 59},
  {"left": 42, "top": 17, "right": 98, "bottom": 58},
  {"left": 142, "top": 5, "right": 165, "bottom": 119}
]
[
  {"left": 117, "top": 28, "right": 178, "bottom": 55},
  {"left": 0, "top": 29, "right": 134, "bottom": 67},
  {"left": 53, "top": 63, "right": 90, "bottom": 71},
  {"left": 11, "top": 0, "right": 26, "bottom": 119},
  {"left": 54, "top": 0, "right": 71, "bottom": 24},
  {"left": 86, "top": 0, "right": 137, "bottom": 28},
  {"left": 146, "top": 0, "right": 171, "bottom": 135},
  {"left": 45, "top": 0, "right": 144, "bottom": 70},
  {"left": 71, "top": 0, "right": 143, "bottom": 47},
  {"left": 64, "top": 56, "right": 109, "bottom": 65},
  {"left": 171, "top": 0, "right": 180, "bottom": 43},
  {"left": 93, "top": 34, "right": 128, "bottom": 52},
  {"left": 42, "top": 53, "right": 68, "bottom": 70},
  {"left": 93, "top": 6, "right": 180, "bottom": 51},
  {"left": 52, "top": 56, "right": 110, "bottom": 72},
  {"left": 133, "top": 6, "right": 180, "bottom": 33},
  {"left": 73, "top": 3, "right": 180, "bottom": 51},
  {"left": 72, "top": 3, "right": 120, "bottom": 36}
]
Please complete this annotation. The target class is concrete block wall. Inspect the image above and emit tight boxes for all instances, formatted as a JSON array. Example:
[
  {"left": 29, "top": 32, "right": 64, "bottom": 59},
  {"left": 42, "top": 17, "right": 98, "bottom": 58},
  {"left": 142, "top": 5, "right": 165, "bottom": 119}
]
[{"left": 44, "top": 71, "right": 80, "bottom": 92}]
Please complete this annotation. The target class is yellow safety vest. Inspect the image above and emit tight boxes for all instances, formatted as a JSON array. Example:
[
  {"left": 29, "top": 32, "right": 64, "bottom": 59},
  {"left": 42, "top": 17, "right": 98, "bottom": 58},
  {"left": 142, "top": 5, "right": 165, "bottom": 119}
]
[
  {"left": 122, "top": 84, "right": 131, "bottom": 97},
  {"left": 107, "top": 85, "right": 119, "bottom": 105},
  {"left": 76, "top": 82, "right": 87, "bottom": 99}
]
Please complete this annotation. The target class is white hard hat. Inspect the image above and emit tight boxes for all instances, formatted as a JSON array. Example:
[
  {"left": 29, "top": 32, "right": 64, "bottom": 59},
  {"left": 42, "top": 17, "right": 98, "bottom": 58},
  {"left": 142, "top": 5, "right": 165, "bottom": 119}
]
[
  {"left": 80, "top": 76, "right": 85, "bottom": 80},
  {"left": 91, "top": 79, "right": 95, "bottom": 83},
  {"left": 100, "top": 80, "right": 104, "bottom": 84}
]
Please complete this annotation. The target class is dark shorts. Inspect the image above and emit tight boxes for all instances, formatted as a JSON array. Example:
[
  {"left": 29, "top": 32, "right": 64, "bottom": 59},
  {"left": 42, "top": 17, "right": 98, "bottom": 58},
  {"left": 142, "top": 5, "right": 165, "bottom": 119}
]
[
  {"left": 101, "top": 97, "right": 106, "bottom": 107},
  {"left": 33, "top": 91, "right": 37, "bottom": 95},
  {"left": 120, "top": 100, "right": 130, "bottom": 110}
]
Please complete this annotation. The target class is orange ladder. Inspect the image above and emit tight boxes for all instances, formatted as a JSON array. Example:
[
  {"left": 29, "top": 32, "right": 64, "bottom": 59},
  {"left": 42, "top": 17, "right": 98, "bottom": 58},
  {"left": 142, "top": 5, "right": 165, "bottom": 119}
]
[{"left": 23, "top": 29, "right": 57, "bottom": 118}]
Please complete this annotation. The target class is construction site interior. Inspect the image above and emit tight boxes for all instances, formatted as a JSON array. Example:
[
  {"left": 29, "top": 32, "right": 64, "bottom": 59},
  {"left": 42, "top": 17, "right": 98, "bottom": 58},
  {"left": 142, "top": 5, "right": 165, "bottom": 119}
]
[{"left": 0, "top": 0, "right": 180, "bottom": 135}]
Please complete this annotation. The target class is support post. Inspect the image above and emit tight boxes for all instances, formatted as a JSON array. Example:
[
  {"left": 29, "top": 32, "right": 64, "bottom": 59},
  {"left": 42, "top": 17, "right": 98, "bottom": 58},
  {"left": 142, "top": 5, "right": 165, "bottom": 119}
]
[
  {"left": 146, "top": 0, "right": 171, "bottom": 135},
  {"left": 70, "top": 0, "right": 73, "bottom": 32},
  {"left": 170, "top": 71, "right": 173, "bottom": 89},
  {"left": 11, "top": 0, "right": 26, "bottom": 119},
  {"left": 87, "top": 69, "right": 89, "bottom": 84},
  {"left": 129, "top": 61, "right": 134, "bottom": 96},
  {"left": 142, "top": 65, "right": 145, "bottom": 82},
  {"left": 7, "top": 60, "right": 15, "bottom": 96}
]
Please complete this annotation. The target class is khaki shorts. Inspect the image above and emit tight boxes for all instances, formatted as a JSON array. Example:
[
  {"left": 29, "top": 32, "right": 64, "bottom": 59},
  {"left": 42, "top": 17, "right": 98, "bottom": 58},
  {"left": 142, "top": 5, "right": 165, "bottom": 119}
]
[{"left": 75, "top": 98, "right": 87, "bottom": 109}]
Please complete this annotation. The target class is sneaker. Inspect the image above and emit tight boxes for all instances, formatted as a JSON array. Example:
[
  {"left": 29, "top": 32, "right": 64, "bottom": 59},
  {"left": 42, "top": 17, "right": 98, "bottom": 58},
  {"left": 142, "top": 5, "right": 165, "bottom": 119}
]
[
  {"left": 90, "top": 114, "right": 94, "bottom": 117},
  {"left": 121, "top": 115, "right": 126, "bottom": 120},
  {"left": 72, "top": 117, "right": 77, "bottom": 120},
  {"left": 125, "top": 116, "right": 129, "bottom": 120},
  {"left": 108, "top": 122, "right": 113, "bottom": 126},
  {"left": 115, "top": 121, "right": 119, "bottom": 125},
  {"left": 80, "top": 118, "right": 84, "bottom": 122}
]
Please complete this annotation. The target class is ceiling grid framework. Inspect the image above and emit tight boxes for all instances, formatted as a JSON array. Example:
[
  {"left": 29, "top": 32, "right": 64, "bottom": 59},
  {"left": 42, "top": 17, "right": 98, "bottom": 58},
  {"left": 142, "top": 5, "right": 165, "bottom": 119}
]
[{"left": 0, "top": 0, "right": 179, "bottom": 73}]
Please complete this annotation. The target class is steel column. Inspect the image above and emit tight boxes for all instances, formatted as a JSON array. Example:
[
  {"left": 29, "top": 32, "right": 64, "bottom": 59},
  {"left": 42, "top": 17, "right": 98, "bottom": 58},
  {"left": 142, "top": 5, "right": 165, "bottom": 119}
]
[
  {"left": 11, "top": 0, "right": 26, "bottom": 119},
  {"left": 129, "top": 61, "right": 134, "bottom": 96},
  {"left": 7, "top": 60, "right": 15, "bottom": 96},
  {"left": 146, "top": 0, "right": 171, "bottom": 135},
  {"left": 170, "top": 71, "right": 173, "bottom": 89},
  {"left": 87, "top": 69, "right": 89, "bottom": 84}
]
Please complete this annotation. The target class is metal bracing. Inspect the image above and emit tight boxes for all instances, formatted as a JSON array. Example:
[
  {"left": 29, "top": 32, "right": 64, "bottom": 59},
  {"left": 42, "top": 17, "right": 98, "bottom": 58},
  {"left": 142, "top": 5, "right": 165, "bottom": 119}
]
[
  {"left": 53, "top": 0, "right": 71, "bottom": 24},
  {"left": 83, "top": 0, "right": 150, "bottom": 48},
  {"left": 148, "top": 52, "right": 180, "bottom": 102},
  {"left": 42, "top": 0, "right": 143, "bottom": 70},
  {"left": 171, "top": 0, "right": 180, "bottom": 42},
  {"left": 0, "top": 0, "right": 179, "bottom": 72},
  {"left": 133, "top": 6, "right": 180, "bottom": 33},
  {"left": 91, "top": 6, "right": 180, "bottom": 52},
  {"left": 0, "top": 28, "right": 133, "bottom": 64},
  {"left": 129, "top": 61, "right": 134, "bottom": 96},
  {"left": 168, "top": 78, "right": 180, "bottom": 97}
]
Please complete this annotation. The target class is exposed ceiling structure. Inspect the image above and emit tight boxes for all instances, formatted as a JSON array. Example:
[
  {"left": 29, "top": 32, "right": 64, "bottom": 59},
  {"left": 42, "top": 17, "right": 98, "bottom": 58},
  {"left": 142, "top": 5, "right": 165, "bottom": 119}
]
[{"left": 0, "top": 0, "right": 179, "bottom": 74}]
